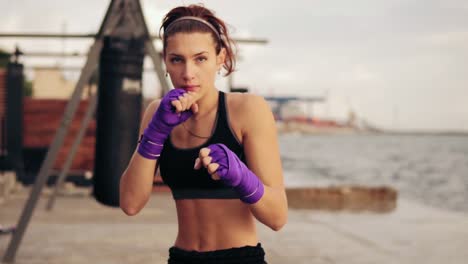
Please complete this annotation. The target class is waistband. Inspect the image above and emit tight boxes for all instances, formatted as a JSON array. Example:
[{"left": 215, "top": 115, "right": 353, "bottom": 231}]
[
  {"left": 168, "top": 243, "right": 266, "bottom": 264},
  {"left": 172, "top": 188, "right": 239, "bottom": 200}
]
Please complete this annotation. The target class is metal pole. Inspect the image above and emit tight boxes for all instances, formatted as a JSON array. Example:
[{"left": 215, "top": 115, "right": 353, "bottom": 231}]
[
  {"left": 20, "top": 51, "right": 86, "bottom": 57},
  {"left": 145, "top": 40, "right": 171, "bottom": 97},
  {"left": 0, "top": 33, "right": 96, "bottom": 38},
  {"left": 46, "top": 95, "right": 97, "bottom": 211},
  {"left": 0, "top": 33, "right": 268, "bottom": 44},
  {"left": 133, "top": 0, "right": 170, "bottom": 97}
]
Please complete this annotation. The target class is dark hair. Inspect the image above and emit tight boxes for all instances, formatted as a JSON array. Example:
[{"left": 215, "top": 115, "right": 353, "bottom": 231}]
[{"left": 159, "top": 4, "right": 237, "bottom": 76}]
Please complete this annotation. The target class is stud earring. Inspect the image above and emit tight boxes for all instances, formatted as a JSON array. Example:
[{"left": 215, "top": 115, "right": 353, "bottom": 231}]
[{"left": 165, "top": 72, "right": 168, "bottom": 77}]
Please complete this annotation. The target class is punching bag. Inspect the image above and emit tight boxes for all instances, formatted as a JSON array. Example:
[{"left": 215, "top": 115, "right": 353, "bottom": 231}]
[
  {"left": 93, "top": 36, "right": 144, "bottom": 207},
  {"left": 5, "top": 61, "right": 25, "bottom": 183}
]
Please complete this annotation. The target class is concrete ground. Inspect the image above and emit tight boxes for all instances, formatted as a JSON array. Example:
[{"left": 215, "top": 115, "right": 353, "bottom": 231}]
[{"left": 1, "top": 188, "right": 468, "bottom": 264}]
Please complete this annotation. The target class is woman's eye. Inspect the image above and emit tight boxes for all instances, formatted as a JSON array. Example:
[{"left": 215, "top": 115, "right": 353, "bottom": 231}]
[
  {"left": 170, "top": 57, "right": 182, "bottom": 63},
  {"left": 196, "top": 57, "right": 207, "bottom": 62}
]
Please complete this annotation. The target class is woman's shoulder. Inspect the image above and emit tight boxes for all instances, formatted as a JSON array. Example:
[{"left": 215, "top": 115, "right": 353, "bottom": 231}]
[
  {"left": 227, "top": 92, "right": 270, "bottom": 112},
  {"left": 226, "top": 92, "right": 273, "bottom": 123}
]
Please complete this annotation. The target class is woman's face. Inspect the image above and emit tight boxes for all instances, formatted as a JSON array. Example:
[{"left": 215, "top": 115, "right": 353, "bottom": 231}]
[{"left": 164, "top": 32, "right": 225, "bottom": 95}]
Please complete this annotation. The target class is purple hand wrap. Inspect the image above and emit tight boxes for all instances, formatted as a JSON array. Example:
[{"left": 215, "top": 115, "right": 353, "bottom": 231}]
[
  {"left": 137, "top": 89, "right": 192, "bottom": 159},
  {"left": 207, "top": 143, "right": 265, "bottom": 204}
]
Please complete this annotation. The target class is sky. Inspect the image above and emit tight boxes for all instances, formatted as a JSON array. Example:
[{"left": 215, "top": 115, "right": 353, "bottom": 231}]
[{"left": 1, "top": 0, "right": 468, "bottom": 132}]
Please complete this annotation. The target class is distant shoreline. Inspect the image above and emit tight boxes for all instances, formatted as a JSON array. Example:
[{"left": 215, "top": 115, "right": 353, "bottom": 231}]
[
  {"left": 276, "top": 122, "right": 468, "bottom": 137},
  {"left": 279, "top": 130, "right": 468, "bottom": 137},
  {"left": 381, "top": 131, "right": 468, "bottom": 137}
]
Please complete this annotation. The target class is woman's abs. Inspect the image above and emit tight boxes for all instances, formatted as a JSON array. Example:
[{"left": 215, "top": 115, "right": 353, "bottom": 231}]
[{"left": 173, "top": 199, "right": 258, "bottom": 251}]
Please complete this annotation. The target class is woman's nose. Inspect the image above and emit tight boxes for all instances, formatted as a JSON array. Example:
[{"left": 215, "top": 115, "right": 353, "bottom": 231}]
[{"left": 182, "top": 62, "right": 196, "bottom": 81}]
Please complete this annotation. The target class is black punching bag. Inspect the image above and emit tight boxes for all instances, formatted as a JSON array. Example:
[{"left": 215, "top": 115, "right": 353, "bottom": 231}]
[
  {"left": 93, "top": 36, "right": 144, "bottom": 207},
  {"left": 5, "top": 61, "right": 25, "bottom": 183}
]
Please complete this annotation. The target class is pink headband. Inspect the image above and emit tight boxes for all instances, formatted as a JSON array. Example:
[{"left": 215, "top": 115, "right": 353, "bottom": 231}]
[{"left": 165, "top": 16, "right": 221, "bottom": 41}]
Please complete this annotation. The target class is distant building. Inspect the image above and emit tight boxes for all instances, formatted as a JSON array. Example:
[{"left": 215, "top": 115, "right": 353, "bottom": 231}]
[{"left": 32, "top": 67, "right": 95, "bottom": 99}]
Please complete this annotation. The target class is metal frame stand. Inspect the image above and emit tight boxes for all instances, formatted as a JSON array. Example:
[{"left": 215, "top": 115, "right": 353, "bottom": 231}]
[
  {"left": 45, "top": 95, "right": 97, "bottom": 211},
  {"left": 2, "top": 1, "right": 168, "bottom": 262}
]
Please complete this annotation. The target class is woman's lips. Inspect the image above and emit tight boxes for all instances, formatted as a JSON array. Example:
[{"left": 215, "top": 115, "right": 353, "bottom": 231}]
[{"left": 181, "top": 85, "right": 199, "bottom": 92}]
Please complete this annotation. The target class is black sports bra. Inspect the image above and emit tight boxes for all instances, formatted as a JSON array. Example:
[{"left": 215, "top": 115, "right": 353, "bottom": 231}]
[{"left": 158, "top": 91, "right": 246, "bottom": 199}]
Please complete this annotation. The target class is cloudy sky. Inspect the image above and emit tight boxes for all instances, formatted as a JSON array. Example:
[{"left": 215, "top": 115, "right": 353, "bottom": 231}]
[{"left": 1, "top": 0, "right": 467, "bottom": 131}]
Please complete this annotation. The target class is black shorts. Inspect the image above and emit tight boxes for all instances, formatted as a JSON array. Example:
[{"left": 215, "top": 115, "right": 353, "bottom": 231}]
[{"left": 168, "top": 243, "right": 267, "bottom": 264}]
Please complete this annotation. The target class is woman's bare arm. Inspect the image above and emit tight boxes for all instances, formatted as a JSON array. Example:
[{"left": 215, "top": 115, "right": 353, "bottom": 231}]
[
  {"left": 119, "top": 100, "right": 161, "bottom": 216},
  {"left": 241, "top": 95, "right": 288, "bottom": 231}
]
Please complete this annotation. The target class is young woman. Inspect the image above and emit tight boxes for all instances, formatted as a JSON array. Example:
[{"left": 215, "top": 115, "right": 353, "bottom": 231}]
[{"left": 119, "top": 4, "right": 287, "bottom": 263}]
